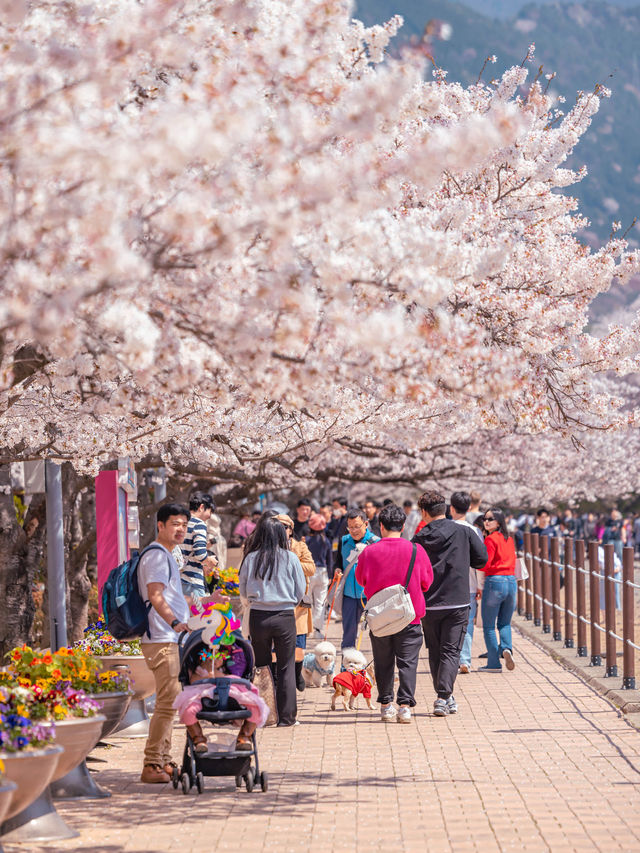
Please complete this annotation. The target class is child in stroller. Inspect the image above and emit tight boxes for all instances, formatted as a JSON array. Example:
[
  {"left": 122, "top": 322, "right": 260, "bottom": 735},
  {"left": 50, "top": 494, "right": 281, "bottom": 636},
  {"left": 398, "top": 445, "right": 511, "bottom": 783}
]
[
  {"left": 172, "top": 601, "right": 269, "bottom": 794},
  {"left": 174, "top": 632, "right": 269, "bottom": 752}
]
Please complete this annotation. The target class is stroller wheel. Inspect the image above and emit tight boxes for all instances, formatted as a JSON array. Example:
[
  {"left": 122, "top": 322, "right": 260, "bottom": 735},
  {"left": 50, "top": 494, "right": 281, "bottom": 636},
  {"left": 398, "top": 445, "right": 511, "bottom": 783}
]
[
  {"left": 181, "top": 773, "right": 191, "bottom": 795},
  {"left": 244, "top": 769, "right": 254, "bottom": 793},
  {"left": 195, "top": 771, "right": 204, "bottom": 794},
  {"left": 171, "top": 767, "right": 179, "bottom": 789},
  {"left": 260, "top": 771, "right": 268, "bottom": 793},
  {"left": 235, "top": 775, "right": 242, "bottom": 788}
]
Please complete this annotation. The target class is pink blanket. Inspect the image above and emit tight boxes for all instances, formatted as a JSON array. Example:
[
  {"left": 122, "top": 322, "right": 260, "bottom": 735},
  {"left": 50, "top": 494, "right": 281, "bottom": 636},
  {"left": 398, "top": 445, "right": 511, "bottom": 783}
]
[{"left": 173, "top": 677, "right": 269, "bottom": 728}]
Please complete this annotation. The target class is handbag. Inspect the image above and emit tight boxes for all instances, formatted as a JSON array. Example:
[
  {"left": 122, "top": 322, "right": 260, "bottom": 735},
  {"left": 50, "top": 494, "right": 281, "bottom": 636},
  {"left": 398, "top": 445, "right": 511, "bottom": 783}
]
[
  {"left": 514, "top": 556, "right": 529, "bottom": 581},
  {"left": 364, "top": 544, "right": 417, "bottom": 637}
]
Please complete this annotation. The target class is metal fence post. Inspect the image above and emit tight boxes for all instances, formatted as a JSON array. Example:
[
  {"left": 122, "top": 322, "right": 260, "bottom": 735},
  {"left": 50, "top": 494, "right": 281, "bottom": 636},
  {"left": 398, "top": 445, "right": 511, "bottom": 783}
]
[
  {"left": 524, "top": 531, "right": 533, "bottom": 621},
  {"left": 532, "top": 533, "right": 542, "bottom": 627},
  {"left": 588, "top": 540, "right": 602, "bottom": 667},
  {"left": 550, "top": 536, "right": 562, "bottom": 642},
  {"left": 603, "top": 543, "right": 618, "bottom": 677},
  {"left": 541, "top": 535, "right": 551, "bottom": 634},
  {"left": 575, "top": 539, "right": 587, "bottom": 657},
  {"left": 564, "top": 536, "right": 574, "bottom": 648},
  {"left": 622, "top": 546, "right": 636, "bottom": 689}
]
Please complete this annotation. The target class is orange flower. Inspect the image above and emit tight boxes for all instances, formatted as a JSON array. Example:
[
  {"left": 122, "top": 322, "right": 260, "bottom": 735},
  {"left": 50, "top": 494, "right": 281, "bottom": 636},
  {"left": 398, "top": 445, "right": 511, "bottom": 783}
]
[{"left": 42, "top": 653, "right": 53, "bottom": 665}]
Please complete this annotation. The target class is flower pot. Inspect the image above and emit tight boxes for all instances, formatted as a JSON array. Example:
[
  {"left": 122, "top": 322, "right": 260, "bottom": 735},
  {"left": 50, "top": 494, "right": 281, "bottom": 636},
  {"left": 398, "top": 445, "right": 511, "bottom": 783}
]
[
  {"left": 97, "top": 656, "right": 154, "bottom": 738},
  {"left": 0, "top": 715, "right": 108, "bottom": 844},
  {"left": 51, "top": 715, "right": 106, "bottom": 781},
  {"left": 93, "top": 690, "right": 132, "bottom": 740},
  {"left": 50, "top": 692, "right": 129, "bottom": 800},
  {"left": 0, "top": 782, "right": 17, "bottom": 825},
  {"left": 0, "top": 746, "right": 63, "bottom": 822}
]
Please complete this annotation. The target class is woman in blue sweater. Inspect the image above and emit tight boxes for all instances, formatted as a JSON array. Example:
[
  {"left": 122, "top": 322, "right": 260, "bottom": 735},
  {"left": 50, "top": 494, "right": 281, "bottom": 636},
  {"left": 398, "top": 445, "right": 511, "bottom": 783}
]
[{"left": 240, "top": 518, "right": 305, "bottom": 726}]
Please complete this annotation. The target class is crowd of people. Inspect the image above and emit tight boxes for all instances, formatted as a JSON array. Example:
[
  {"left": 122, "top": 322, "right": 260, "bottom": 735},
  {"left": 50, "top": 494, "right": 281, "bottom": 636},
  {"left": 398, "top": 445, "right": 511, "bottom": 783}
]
[{"left": 132, "top": 487, "right": 531, "bottom": 783}]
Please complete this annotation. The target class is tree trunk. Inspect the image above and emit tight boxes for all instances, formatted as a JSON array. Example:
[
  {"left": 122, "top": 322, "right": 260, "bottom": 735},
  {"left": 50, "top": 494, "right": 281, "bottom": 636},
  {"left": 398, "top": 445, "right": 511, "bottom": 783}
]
[{"left": 0, "top": 466, "right": 47, "bottom": 659}]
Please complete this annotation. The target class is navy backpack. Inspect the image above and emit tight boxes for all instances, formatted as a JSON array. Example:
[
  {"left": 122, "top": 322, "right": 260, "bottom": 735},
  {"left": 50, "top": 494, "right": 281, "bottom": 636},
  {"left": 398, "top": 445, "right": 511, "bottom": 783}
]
[{"left": 102, "top": 543, "right": 170, "bottom": 640}]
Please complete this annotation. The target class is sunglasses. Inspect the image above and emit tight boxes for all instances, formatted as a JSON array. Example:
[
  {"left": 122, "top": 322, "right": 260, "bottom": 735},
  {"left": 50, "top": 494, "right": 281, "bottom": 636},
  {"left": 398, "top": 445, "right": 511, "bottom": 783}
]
[{"left": 484, "top": 516, "right": 496, "bottom": 522}]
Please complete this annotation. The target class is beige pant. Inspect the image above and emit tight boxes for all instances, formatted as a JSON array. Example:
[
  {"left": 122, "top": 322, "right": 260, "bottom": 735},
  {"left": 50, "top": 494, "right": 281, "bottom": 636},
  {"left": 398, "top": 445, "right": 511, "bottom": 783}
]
[{"left": 141, "top": 642, "right": 181, "bottom": 767}]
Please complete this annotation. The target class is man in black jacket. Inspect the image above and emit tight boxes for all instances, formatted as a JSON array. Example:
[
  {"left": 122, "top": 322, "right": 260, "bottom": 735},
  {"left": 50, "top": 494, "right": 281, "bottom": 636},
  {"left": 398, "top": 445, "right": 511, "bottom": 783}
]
[{"left": 413, "top": 490, "right": 488, "bottom": 716}]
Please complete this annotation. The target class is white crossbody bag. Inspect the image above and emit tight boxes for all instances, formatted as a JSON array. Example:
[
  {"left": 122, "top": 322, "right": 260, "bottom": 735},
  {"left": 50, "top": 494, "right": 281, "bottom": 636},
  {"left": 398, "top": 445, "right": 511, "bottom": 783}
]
[{"left": 364, "top": 544, "right": 417, "bottom": 637}]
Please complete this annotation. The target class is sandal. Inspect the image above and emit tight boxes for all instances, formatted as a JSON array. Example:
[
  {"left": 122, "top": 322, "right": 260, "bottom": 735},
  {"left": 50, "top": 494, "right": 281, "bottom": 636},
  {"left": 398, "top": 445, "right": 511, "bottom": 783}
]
[{"left": 163, "top": 761, "right": 178, "bottom": 776}]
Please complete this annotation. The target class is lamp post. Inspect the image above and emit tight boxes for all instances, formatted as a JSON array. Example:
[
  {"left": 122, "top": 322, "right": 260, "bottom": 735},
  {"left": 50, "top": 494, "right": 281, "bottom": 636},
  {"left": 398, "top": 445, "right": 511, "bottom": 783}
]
[{"left": 45, "top": 460, "right": 67, "bottom": 651}]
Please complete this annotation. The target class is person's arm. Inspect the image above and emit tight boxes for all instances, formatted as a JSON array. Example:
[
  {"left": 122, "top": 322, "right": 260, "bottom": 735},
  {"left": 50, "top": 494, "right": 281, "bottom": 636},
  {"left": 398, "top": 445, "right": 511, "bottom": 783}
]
[
  {"left": 295, "top": 540, "right": 316, "bottom": 578},
  {"left": 476, "top": 534, "right": 493, "bottom": 572},
  {"left": 146, "top": 582, "right": 188, "bottom": 632},
  {"left": 290, "top": 554, "right": 306, "bottom": 600},
  {"left": 419, "top": 552, "right": 434, "bottom": 592},
  {"left": 354, "top": 549, "right": 367, "bottom": 587}
]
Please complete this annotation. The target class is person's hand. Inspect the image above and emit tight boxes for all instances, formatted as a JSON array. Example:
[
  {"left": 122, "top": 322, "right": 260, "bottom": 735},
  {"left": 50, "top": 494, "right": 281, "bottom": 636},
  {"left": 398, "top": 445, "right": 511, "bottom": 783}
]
[
  {"left": 174, "top": 622, "right": 189, "bottom": 633},
  {"left": 203, "top": 555, "right": 219, "bottom": 571},
  {"left": 334, "top": 570, "right": 343, "bottom": 582},
  {"left": 201, "top": 591, "right": 230, "bottom": 606}
]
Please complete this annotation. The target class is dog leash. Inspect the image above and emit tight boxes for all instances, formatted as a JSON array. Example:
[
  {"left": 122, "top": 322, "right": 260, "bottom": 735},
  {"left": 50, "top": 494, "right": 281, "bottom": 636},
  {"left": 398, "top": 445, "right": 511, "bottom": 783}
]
[{"left": 323, "top": 574, "right": 341, "bottom": 640}]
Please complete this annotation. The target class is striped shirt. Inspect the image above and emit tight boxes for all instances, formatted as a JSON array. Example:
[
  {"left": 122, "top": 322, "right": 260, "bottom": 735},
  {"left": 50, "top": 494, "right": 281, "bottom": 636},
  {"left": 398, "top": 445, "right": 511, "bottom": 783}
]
[{"left": 180, "top": 516, "right": 209, "bottom": 597}]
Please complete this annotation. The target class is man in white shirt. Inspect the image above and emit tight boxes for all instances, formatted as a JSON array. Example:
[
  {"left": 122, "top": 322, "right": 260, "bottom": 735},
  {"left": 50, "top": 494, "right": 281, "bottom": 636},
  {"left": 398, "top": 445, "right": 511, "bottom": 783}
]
[
  {"left": 138, "top": 502, "right": 192, "bottom": 783},
  {"left": 450, "top": 492, "right": 484, "bottom": 674}
]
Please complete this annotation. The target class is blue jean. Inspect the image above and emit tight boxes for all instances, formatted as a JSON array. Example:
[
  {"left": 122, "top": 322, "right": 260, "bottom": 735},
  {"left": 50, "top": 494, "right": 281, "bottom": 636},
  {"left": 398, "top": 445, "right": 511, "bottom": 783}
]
[
  {"left": 481, "top": 575, "right": 517, "bottom": 669},
  {"left": 341, "top": 595, "right": 364, "bottom": 649},
  {"left": 459, "top": 593, "right": 477, "bottom": 667}
]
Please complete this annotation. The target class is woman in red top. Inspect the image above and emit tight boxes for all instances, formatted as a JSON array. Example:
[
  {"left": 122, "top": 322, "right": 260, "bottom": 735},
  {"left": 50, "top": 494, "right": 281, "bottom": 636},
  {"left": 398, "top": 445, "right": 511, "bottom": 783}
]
[{"left": 478, "top": 509, "right": 517, "bottom": 673}]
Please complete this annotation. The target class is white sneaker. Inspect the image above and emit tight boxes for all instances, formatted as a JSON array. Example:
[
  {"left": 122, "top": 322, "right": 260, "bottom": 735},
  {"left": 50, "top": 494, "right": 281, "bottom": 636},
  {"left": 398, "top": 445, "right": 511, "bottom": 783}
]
[
  {"left": 503, "top": 649, "right": 515, "bottom": 671},
  {"left": 397, "top": 706, "right": 412, "bottom": 723},
  {"left": 380, "top": 704, "right": 397, "bottom": 722}
]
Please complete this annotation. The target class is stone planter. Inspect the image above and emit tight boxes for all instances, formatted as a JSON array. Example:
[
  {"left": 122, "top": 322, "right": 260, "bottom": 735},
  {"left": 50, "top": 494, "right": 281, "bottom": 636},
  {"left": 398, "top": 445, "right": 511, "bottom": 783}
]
[
  {"left": 0, "top": 714, "right": 108, "bottom": 843},
  {"left": 94, "top": 689, "right": 133, "bottom": 740},
  {"left": 98, "top": 656, "right": 154, "bottom": 738},
  {"left": 0, "top": 746, "right": 63, "bottom": 824},
  {"left": 52, "top": 715, "right": 106, "bottom": 782},
  {"left": 0, "top": 782, "right": 17, "bottom": 825},
  {"left": 50, "top": 692, "right": 130, "bottom": 801}
]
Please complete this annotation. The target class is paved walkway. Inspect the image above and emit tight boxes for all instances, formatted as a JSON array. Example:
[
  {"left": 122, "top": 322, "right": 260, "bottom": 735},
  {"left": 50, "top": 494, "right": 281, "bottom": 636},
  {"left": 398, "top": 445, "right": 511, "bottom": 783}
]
[{"left": 7, "top": 624, "right": 640, "bottom": 853}]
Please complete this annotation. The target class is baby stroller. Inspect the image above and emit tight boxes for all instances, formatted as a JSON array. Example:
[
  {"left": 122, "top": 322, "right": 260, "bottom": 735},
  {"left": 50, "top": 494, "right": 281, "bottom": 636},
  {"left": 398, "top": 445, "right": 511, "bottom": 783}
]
[{"left": 174, "top": 628, "right": 268, "bottom": 794}]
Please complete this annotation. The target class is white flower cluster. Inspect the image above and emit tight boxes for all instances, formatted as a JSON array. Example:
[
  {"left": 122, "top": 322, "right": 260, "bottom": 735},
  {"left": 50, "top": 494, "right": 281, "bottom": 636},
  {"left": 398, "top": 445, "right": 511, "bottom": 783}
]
[{"left": 0, "top": 1, "right": 639, "bottom": 502}]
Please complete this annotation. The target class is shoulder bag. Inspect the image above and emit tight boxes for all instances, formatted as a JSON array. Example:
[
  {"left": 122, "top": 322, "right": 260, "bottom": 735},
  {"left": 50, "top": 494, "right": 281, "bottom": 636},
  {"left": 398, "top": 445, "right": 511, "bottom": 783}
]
[{"left": 364, "top": 544, "right": 417, "bottom": 637}]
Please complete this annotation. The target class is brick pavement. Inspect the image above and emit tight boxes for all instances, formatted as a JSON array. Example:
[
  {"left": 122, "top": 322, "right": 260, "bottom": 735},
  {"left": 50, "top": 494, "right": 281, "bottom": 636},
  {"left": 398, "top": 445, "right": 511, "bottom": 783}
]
[{"left": 6, "top": 624, "right": 640, "bottom": 853}]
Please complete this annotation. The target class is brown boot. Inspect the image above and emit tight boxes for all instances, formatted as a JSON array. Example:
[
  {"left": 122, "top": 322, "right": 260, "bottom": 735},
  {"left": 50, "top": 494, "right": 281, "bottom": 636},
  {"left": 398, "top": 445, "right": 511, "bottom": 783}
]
[{"left": 140, "top": 763, "right": 170, "bottom": 784}]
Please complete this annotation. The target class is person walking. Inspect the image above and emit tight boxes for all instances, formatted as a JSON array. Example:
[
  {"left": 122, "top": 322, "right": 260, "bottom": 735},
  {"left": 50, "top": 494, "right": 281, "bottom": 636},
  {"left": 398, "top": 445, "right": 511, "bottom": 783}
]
[
  {"left": 413, "top": 490, "right": 487, "bottom": 716},
  {"left": 275, "top": 513, "right": 316, "bottom": 692},
  {"left": 478, "top": 508, "right": 517, "bottom": 673},
  {"left": 138, "top": 503, "right": 192, "bottom": 784},
  {"left": 240, "top": 517, "right": 306, "bottom": 726},
  {"left": 449, "top": 491, "right": 484, "bottom": 674},
  {"left": 305, "top": 512, "right": 333, "bottom": 637},
  {"left": 334, "top": 508, "right": 379, "bottom": 650},
  {"left": 180, "top": 491, "right": 218, "bottom": 603},
  {"left": 364, "top": 498, "right": 382, "bottom": 537},
  {"left": 356, "top": 504, "right": 433, "bottom": 723}
]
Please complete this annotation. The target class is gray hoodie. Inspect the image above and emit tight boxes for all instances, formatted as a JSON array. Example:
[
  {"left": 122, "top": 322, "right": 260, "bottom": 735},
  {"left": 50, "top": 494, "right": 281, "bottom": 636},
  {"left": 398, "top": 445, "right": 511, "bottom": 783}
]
[{"left": 239, "top": 548, "right": 306, "bottom": 610}]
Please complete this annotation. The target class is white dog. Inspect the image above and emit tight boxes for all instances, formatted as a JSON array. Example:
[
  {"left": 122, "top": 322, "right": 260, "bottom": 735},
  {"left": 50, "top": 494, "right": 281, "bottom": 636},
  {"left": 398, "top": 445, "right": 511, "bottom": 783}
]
[{"left": 302, "top": 641, "right": 337, "bottom": 687}]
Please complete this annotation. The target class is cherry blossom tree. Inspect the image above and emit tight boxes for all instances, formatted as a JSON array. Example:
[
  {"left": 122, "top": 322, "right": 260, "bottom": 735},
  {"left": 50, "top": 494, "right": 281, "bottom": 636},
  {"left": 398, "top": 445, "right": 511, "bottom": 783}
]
[{"left": 1, "top": 0, "right": 639, "bottom": 510}]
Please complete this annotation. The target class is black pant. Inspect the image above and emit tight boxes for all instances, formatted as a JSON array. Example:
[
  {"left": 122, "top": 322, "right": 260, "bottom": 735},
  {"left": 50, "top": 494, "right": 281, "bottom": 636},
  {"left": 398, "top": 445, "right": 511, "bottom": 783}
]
[
  {"left": 421, "top": 606, "right": 469, "bottom": 700},
  {"left": 370, "top": 622, "right": 424, "bottom": 707},
  {"left": 249, "top": 609, "right": 297, "bottom": 725}
]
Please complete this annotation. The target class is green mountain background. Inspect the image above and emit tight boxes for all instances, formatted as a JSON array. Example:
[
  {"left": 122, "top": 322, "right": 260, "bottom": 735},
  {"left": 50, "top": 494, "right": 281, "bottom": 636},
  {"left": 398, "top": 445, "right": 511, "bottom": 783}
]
[{"left": 357, "top": 1, "right": 640, "bottom": 255}]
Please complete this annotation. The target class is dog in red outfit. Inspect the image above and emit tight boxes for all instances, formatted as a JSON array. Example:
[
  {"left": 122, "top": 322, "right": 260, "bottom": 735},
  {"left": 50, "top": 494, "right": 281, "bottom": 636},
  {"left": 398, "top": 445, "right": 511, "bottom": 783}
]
[{"left": 331, "top": 648, "right": 376, "bottom": 711}]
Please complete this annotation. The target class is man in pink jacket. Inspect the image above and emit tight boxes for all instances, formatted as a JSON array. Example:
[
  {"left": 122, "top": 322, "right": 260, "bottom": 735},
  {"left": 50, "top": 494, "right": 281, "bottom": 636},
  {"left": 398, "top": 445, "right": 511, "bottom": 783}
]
[{"left": 356, "top": 504, "right": 433, "bottom": 723}]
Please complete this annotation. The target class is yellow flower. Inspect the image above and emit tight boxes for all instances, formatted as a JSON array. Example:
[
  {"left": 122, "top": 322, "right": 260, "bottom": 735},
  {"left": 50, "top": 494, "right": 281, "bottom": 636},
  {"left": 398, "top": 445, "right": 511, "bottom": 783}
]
[{"left": 78, "top": 669, "right": 90, "bottom": 680}]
